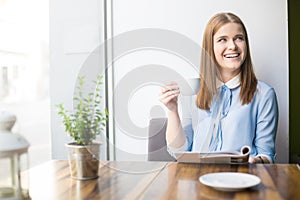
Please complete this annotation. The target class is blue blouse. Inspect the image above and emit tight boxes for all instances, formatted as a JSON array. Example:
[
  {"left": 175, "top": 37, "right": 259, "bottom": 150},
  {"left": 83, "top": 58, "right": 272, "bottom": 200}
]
[{"left": 172, "top": 75, "right": 279, "bottom": 163}]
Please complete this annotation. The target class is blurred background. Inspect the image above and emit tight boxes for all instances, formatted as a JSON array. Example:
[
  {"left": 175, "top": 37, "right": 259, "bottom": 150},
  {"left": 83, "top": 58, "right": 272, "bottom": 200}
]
[{"left": 0, "top": 0, "right": 50, "bottom": 167}]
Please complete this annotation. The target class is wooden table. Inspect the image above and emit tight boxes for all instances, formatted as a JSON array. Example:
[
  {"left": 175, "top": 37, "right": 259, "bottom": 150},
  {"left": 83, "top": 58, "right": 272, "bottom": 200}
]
[{"left": 28, "top": 160, "right": 300, "bottom": 200}]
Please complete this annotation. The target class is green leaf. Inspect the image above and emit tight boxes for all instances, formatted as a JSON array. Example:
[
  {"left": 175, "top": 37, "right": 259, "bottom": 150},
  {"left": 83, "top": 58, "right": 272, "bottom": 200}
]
[{"left": 56, "top": 75, "right": 108, "bottom": 145}]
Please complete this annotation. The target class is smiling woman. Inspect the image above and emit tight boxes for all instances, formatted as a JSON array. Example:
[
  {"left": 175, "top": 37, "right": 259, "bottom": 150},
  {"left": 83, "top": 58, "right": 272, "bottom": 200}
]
[{"left": 160, "top": 12, "right": 279, "bottom": 164}]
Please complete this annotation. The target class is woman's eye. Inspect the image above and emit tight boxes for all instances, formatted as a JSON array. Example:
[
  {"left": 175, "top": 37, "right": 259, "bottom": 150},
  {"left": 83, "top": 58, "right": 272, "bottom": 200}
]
[
  {"left": 218, "top": 38, "right": 226, "bottom": 42},
  {"left": 236, "top": 36, "right": 245, "bottom": 41}
]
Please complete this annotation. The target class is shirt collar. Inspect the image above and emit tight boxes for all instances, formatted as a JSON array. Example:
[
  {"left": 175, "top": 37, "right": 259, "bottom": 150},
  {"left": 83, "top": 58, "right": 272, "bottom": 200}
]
[{"left": 216, "top": 73, "right": 241, "bottom": 89}]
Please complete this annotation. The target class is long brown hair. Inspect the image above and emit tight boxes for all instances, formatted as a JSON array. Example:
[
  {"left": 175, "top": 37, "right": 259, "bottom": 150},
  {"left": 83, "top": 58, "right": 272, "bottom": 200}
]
[{"left": 196, "top": 12, "right": 257, "bottom": 110}]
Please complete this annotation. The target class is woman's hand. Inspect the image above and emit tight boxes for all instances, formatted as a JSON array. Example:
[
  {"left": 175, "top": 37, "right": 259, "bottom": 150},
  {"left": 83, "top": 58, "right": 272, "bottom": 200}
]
[
  {"left": 249, "top": 155, "right": 270, "bottom": 164},
  {"left": 159, "top": 82, "right": 180, "bottom": 112}
]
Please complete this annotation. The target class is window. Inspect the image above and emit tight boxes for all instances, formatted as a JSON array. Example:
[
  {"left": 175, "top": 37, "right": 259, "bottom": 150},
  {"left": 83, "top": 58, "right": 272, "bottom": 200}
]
[{"left": 0, "top": 0, "right": 50, "bottom": 167}]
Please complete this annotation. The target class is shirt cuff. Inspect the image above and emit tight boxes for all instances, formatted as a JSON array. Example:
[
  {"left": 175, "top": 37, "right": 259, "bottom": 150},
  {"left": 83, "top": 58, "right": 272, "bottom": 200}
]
[
  {"left": 168, "top": 140, "right": 188, "bottom": 152},
  {"left": 166, "top": 140, "right": 188, "bottom": 160}
]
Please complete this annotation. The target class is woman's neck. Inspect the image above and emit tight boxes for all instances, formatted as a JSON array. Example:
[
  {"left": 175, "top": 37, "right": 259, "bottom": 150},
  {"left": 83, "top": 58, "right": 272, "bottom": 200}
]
[{"left": 219, "top": 70, "right": 241, "bottom": 83}]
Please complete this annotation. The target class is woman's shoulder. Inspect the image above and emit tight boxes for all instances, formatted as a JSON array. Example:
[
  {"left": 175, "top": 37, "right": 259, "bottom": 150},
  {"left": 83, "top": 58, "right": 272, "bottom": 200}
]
[{"left": 256, "top": 80, "right": 276, "bottom": 96}]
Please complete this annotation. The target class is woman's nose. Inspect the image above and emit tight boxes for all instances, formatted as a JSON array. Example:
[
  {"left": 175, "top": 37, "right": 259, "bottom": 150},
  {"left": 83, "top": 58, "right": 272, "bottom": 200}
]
[{"left": 227, "top": 39, "right": 237, "bottom": 50}]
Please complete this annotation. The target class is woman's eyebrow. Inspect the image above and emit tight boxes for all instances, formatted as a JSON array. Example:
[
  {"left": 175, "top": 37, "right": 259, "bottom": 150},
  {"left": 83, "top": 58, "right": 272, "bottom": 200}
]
[
  {"left": 235, "top": 33, "right": 245, "bottom": 37},
  {"left": 214, "top": 35, "right": 227, "bottom": 40}
]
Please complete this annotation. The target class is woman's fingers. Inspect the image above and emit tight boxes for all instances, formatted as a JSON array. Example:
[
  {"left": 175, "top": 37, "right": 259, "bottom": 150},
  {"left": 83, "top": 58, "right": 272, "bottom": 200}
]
[
  {"left": 159, "top": 82, "right": 180, "bottom": 112},
  {"left": 160, "top": 88, "right": 180, "bottom": 98},
  {"left": 159, "top": 90, "right": 179, "bottom": 103},
  {"left": 161, "top": 82, "right": 180, "bottom": 94},
  {"left": 160, "top": 83, "right": 180, "bottom": 101},
  {"left": 248, "top": 157, "right": 255, "bottom": 163}
]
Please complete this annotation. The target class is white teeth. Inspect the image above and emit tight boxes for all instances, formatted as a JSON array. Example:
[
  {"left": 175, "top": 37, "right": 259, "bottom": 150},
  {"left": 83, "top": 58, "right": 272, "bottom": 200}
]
[{"left": 225, "top": 54, "right": 238, "bottom": 58}]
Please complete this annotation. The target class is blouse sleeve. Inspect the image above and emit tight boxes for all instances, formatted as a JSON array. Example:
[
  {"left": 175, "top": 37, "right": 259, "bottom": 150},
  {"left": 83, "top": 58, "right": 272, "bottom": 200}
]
[
  {"left": 255, "top": 87, "right": 279, "bottom": 163},
  {"left": 181, "top": 95, "right": 195, "bottom": 151}
]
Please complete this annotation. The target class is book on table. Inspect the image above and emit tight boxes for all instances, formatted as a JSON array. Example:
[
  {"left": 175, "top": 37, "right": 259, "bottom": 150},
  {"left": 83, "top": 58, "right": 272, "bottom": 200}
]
[{"left": 174, "top": 146, "right": 250, "bottom": 164}]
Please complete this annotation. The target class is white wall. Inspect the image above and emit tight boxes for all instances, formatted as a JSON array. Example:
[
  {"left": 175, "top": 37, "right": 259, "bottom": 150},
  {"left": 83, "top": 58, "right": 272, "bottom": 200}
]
[{"left": 111, "top": 0, "right": 289, "bottom": 163}]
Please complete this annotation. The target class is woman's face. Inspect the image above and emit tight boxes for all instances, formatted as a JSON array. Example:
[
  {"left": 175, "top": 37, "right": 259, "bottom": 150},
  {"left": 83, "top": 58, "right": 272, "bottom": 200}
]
[{"left": 213, "top": 22, "right": 247, "bottom": 81}]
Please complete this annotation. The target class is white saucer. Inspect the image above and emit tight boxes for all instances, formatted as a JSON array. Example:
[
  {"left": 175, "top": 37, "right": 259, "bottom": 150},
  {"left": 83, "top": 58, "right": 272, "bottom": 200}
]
[{"left": 199, "top": 172, "right": 261, "bottom": 192}]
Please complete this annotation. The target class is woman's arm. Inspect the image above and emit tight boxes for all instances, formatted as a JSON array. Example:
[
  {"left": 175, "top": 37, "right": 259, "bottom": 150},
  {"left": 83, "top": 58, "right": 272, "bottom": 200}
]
[
  {"left": 160, "top": 82, "right": 187, "bottom": 149},
  {"left": 254, "top": 87, "right": 279, "bottom": 163}
]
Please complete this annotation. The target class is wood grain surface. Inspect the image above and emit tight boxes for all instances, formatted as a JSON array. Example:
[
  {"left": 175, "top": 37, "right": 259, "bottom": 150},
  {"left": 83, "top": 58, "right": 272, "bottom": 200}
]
[{"left": 28, "top": 160, "right": 300, "bottom": 200}]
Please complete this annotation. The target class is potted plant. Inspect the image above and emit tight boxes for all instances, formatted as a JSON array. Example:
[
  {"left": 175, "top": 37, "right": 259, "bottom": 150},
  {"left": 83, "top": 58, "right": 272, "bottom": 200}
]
[{"left": 57, "top": 75, "right": 108, "bottom": 180}]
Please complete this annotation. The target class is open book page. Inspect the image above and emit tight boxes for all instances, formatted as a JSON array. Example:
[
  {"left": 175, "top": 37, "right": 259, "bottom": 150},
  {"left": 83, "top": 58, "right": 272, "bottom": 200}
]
[{"left": 175, "top": 146, "right": 250, "bottom": 164}]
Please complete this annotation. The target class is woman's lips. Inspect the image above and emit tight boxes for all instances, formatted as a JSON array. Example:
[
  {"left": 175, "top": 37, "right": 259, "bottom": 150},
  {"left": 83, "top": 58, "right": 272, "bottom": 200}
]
[{"left": 224, "top": 53, "right": 239, "bottom": 58}]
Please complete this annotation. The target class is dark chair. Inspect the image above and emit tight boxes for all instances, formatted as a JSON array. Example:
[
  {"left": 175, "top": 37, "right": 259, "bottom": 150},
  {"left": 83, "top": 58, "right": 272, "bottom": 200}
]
[{"left": 147, "top": 118, "right": 176, "bottom": 161}]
